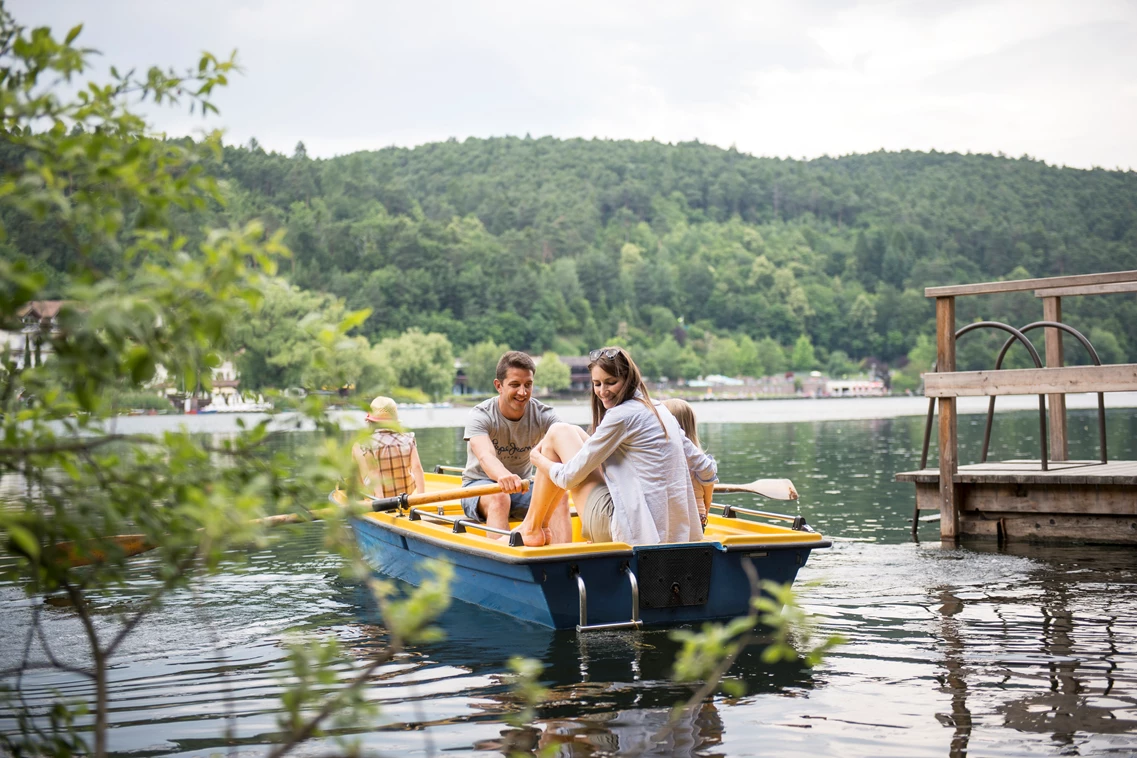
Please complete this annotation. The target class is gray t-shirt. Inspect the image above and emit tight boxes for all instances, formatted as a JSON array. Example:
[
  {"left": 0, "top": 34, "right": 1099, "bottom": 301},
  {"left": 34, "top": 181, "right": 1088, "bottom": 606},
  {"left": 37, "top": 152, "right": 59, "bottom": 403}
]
[{"left": 462, "top": 397, "right": 560, "bottom": 483}]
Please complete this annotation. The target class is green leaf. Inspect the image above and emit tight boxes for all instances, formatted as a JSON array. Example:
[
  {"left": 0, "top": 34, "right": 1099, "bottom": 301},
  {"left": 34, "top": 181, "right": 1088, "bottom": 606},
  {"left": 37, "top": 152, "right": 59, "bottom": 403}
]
[
  {"left": 7, "top": 525, "right": 40, "bottom": 560},
  {"left": 65, "top": 24, "right": 83, "bottom": 44},
  {"left": 338, "top": 308, "right": 372, "bottom": 333}
]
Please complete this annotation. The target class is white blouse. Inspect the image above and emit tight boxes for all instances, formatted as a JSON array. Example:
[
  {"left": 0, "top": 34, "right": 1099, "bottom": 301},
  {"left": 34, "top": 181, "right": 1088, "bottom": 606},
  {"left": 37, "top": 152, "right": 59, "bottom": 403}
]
[{"left": 548, "top": 396, "right": 718, "bottom": 545}]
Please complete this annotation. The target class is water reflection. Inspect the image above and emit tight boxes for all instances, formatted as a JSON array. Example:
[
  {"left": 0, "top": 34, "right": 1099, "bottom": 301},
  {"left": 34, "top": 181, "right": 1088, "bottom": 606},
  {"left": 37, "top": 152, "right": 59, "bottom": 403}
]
[
  {"left": 934, "top": 587, "right": 972, "bottom": 757},
  {"left": 963, "top": 544, "right": 1137, "bottom": 748},
  {"left": 336, "top": 580, "right": 814, "bottom": 756},
  {"left": 474, "top": 702, "right": 725, "bottom": 757},
  {"left": 3, "top": 408, "right": 1137, "bottom": 757}
]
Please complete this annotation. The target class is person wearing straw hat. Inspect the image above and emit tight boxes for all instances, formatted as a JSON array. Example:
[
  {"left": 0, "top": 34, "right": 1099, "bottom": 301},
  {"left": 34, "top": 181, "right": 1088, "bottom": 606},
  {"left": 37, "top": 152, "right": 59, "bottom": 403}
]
[{"left": 353, "top": 396, "right": 426, "bottom": 499}]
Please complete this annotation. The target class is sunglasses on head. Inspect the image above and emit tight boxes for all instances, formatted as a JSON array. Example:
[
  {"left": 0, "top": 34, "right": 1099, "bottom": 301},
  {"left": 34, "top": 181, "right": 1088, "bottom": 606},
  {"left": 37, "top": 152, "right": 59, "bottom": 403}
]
[{"left": 589, "top": 347, "right": 622, "bottom": 362}]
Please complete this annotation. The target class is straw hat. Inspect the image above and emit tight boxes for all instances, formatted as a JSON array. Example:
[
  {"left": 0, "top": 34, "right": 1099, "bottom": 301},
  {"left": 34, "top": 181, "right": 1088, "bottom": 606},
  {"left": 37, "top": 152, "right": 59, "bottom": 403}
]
[{"left": 365, "top": 396, "right": 401, "bottom": 428}]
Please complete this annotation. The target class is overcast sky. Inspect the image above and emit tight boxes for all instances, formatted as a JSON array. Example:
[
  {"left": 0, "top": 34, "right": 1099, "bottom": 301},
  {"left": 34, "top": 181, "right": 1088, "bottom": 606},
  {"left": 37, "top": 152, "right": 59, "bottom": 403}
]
[{"left": 11, "top": 0, "right": 1137, "bottom": 170}]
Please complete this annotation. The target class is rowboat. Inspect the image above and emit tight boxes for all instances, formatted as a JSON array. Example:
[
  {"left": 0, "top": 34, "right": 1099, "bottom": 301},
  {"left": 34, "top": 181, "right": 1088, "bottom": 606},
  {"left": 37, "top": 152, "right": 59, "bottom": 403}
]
[{"left": 349, "top": 471, "right": 830, "bottom": 631}]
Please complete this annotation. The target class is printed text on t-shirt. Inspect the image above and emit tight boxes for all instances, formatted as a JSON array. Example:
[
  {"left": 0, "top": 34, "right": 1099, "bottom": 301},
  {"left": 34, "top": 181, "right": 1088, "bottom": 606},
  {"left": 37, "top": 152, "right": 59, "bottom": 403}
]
[{"left": 494, "top": 438, "right": 534, "bottom": 457}]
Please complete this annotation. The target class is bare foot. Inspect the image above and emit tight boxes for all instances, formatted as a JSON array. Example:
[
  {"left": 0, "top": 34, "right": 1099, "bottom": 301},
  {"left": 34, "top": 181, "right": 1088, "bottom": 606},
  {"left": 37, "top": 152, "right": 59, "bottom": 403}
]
[
  {"left": 515, "top": 525, "right": 546, "bottom": 547},
  {"left": 542, "top": 527, "right": 553, "bottom": 544}
]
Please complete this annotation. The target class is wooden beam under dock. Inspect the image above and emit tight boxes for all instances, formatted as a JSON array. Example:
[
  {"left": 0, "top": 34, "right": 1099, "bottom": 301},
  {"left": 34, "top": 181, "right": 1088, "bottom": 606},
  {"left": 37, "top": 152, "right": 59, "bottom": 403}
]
[{"left": 898, "top": 460, "right": 1137, "bottom": 544}]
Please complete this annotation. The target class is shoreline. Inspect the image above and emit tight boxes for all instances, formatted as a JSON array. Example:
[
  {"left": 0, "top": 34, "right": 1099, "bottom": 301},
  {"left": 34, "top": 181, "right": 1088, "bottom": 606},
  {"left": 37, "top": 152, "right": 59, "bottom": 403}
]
[{"left": 100, "top": 392, "right": 1137, "bottom": 433}]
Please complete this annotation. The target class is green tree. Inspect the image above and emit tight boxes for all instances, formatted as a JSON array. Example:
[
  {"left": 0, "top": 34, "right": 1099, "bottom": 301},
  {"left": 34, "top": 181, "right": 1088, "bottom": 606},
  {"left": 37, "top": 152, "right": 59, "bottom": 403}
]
[
  {"left": 299, "top": 316, "right": 377, "bottom": 392},
  {"left": 755, "top": 337, "right": 787, "bottom": 376},
  {"left": 735, "top": 334, "right": 762, "bottom": 377},
  {"left": 1089, "top": 327, "right": 1125, "bottom": 365},
  {"left": 235, "top": 278, "right": 375, "bottom": 390},
  {"left": 377, "top": 328, "right": 455, "bottom": 399},
  {"left": 791, "top": 334, "right": 817, "bottom": 371},
  {"left": 643, "top": 335, "right": 684, "bottom": 380},
  {"left": 677, "top": 346, "right": 705, "bottom": 380},
  {"left": 461, "top": 339, "right": 508, "bottom": 394},
  {"left": 706, "top": 335, "right": 741, "bottom": 376},
  {"left": 535, "top": 351, "right": 571, "bottom": 393},
  {"left": 825, "top": 350, "right": 856, "bottom": 379},
  {"left": 0, "top": 15, "right": 448, "bottom": 758},
  {"left": 908, "top": 333, "right": 937, "bottom": 374},
  {"left": 891, "top": 333, "right": 937, "bottom": 393}
]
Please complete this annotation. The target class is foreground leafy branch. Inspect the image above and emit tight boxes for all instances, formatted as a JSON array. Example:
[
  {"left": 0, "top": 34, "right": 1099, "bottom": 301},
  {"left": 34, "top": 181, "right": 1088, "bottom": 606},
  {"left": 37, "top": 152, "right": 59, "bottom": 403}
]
[{"left": 0, "top": 8, "right": 449, "bottom": 758}]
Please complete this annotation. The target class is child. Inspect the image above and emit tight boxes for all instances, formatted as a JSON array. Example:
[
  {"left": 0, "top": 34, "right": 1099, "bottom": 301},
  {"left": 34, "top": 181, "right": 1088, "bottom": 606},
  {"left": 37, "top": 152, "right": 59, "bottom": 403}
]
[
  {"left": 663, "top": 398, "right": 714, "bottom": 531},
  {"left": 352, "top": 396, "right": 426, "bottom": 498}
]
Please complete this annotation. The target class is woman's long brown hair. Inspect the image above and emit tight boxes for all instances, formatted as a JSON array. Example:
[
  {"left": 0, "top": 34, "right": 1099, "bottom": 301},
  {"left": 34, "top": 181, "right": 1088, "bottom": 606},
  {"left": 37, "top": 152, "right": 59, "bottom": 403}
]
[{"left": 588, "top": 346, "right": 668, "bottom": 436}]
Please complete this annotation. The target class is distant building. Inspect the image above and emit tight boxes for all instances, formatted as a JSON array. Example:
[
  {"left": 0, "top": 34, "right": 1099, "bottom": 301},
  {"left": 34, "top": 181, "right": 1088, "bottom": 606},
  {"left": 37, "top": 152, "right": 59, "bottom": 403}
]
[
  {"left": 800, "top": 371, "right": 829, "bottom": 398},
  {"left": 752, "top": 374, "right": 796, "bottom": 396},
  {"left": 560, "top": 355, "right": 593, "bottom": 391},
  {"left": 1, "top": 301, "right": 67, "bottom": 370},
  {"left": 826, "top": 378, "right": 887, "bottom": 397}
]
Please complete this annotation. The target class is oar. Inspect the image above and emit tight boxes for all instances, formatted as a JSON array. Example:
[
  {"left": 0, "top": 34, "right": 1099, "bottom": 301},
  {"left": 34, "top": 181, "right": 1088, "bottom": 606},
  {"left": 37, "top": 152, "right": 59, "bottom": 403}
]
[
  {"left": 365, "top": 479, "right": 526, "bottom": 511},
  {"left": 47, "top": 507, "right": 343, "bottom": 568},
  {"left": 713, "top": 478, "right": 798, "bottom": 501},
  {"left": 49, "top": 482, "right": 520, "bottom": 568}
]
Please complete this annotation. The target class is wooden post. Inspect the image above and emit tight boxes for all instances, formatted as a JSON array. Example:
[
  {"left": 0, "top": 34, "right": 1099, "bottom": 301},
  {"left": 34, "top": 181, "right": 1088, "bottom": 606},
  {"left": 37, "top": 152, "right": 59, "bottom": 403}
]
[
  {"left": 1042, "top": 296, "right": 1067, "bottom": 461},
  {"left": 936, "top": 296, "right": 960, "bottom": 541}
]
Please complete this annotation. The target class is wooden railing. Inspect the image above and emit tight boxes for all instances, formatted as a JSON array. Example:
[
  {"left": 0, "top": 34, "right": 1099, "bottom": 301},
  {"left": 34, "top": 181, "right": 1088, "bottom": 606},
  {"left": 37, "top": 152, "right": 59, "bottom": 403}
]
[
  {"left": 925, "top": 270, "right": 1137, "bottom": 540},
  {"left": 924, "top": 364, "right": 1137, "bottom": 397}
]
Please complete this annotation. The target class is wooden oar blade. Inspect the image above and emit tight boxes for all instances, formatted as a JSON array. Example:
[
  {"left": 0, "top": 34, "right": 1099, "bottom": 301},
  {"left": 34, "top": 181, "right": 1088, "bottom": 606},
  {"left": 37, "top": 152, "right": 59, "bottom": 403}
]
[
  {"left": 49, "top": 535, "right": 156, "bottom": 568},
  {"left": 714, "top": 478, "right": 799, "bottom": 500},
  {"left": 255, "top": 507, "right": 341, "bottom": 527}
]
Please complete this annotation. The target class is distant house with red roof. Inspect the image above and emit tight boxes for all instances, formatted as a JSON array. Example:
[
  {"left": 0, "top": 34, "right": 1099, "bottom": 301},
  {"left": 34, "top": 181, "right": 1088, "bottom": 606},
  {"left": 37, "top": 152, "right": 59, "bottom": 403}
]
[{"left": 2, "top": 301, "right": 69, "bottom": 370}]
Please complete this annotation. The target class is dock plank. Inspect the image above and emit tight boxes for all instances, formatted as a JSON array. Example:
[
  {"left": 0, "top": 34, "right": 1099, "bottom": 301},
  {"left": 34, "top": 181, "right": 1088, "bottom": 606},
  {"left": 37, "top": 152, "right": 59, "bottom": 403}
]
[
  {"left": 925, "top": 270, "right": 1137, "bottom": 298},
  {"left": 924, "top": 364, "right": 1137, "bottom": 397},
  {"left": 895, "top": 460, "right": 1137, "bottom": 485}
]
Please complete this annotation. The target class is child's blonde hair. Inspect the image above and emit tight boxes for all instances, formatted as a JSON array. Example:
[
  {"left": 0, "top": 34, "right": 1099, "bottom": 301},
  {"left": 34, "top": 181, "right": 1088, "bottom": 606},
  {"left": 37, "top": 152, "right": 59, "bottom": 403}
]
[{"left": 663, "top": 398, "right": 699, "bottom": 448}]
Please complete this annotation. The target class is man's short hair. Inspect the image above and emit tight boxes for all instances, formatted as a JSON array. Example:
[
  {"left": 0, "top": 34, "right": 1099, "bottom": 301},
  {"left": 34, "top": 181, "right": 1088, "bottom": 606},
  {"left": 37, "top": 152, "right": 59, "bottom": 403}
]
[{"left": 496, "top": 351, "right": 536, "bottom": 382}]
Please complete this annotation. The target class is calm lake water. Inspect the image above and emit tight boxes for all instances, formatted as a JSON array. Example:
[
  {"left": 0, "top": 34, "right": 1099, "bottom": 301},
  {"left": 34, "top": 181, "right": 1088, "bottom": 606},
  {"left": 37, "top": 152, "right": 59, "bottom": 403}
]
[{"left": 3, "top": 402, "right": 1137, "bottom": 757}]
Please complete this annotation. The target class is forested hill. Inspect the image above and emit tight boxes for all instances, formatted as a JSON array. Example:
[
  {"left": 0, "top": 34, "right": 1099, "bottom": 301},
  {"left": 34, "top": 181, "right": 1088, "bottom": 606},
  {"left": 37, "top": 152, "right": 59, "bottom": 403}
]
[
  {"left": 214, "top": 137, "right": 1137, "bottom": 378},
  {"left": 8, "top": 135, "right": 1136, "bottom": 388}
]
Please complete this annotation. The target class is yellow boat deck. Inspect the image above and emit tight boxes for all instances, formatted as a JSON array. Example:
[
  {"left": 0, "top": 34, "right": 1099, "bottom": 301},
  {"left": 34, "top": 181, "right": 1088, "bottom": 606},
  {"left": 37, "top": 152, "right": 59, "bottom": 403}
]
[{"left": 351, "top": 472, "right": 826, "bottom": 560}]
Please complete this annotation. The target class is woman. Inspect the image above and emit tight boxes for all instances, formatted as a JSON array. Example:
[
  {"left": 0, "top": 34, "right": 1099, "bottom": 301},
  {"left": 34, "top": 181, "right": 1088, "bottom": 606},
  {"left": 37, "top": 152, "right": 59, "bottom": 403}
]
[{"left": 515, "top": 347, "right": 717, "bottom": 547}]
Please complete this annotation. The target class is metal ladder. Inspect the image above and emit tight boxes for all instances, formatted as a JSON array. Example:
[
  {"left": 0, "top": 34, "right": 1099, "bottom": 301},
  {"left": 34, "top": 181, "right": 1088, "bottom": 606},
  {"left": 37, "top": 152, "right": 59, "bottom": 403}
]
[{"left": 573, "top": 564, "right": 643, "bottom": 632}]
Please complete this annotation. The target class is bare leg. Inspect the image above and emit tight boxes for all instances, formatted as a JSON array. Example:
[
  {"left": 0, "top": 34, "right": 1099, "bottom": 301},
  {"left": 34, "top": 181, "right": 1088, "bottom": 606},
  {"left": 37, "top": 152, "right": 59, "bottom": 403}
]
[
  {"left": 547, "top": 492, "right": 572, "bottom": 543},
  {"left": 477, "top": 492, "right": 512, "bottom": 536},
  {"left": 517, "top": 423, "right": 602, "bottom": 546}
]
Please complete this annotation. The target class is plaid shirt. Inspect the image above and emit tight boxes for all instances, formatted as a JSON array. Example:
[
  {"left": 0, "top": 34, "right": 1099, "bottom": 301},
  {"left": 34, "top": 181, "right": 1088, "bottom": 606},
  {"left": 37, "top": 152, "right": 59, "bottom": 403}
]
[{"left": 359, "top": 430, "right": 417, "bottom": 497}]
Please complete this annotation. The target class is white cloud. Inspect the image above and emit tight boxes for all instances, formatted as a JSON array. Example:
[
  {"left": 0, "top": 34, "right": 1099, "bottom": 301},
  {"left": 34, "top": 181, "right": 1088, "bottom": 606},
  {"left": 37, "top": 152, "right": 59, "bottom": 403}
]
[{"left": 7, "top": 0, "right": 1137, "bottom": 169}]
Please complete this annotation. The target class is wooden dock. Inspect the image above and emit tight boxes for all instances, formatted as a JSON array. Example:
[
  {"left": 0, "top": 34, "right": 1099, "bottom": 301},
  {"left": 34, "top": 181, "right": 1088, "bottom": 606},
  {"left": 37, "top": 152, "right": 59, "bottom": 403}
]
[
  {"left": 898, "top": 270, "right": 1137, "bottom": 544},
  {"left": 896, "top": 460, "right": 1137, "bottom": 543}
]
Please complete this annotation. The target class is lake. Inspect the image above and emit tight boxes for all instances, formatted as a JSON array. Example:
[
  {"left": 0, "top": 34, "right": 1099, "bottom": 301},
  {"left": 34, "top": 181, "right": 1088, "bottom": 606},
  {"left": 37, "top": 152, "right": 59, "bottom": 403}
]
[{"left": 3, "top": 399, "right": 1137, "bottom": 756}]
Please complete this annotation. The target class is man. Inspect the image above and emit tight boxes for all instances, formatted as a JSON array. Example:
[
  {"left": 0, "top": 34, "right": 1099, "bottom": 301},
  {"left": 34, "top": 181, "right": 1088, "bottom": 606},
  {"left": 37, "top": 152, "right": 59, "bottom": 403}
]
[{"left": 461, "top": 351, "right": 569, "bottom": 541}]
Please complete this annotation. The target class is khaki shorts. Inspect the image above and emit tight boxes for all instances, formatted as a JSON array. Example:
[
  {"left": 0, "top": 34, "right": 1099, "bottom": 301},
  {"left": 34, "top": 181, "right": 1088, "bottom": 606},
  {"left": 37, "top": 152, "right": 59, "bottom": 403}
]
[{"left": 581, "top": 484, "right": 615, "bottom": 542}]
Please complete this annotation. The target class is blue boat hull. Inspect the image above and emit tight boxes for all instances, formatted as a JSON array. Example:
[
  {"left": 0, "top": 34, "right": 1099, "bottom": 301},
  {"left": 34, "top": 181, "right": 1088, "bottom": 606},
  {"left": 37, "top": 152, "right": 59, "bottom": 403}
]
[{"left": 353, "top": 513, "right": 828, "bottom": 630}]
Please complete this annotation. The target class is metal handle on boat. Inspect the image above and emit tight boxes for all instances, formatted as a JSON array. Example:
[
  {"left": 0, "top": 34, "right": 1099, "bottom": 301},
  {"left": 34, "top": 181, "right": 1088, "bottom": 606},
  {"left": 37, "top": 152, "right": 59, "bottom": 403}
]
[
  {"left": 574, "top": 565, "right": 643, "bottom": 633},
  {"left": 406, "top": 507, "right": 525, "bottom": 547},
  {"left": 433, "top": 465, "right": 464, "bottom": 475},
  {"left": 711, "top": 502, "right": 816, "bottom": 533},
  {"left": 575, "top": 572, "right": 588, "bottom": 629}
]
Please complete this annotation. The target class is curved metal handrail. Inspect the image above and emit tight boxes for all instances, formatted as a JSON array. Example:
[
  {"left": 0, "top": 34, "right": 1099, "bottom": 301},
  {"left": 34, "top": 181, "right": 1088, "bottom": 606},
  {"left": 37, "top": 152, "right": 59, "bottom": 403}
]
[
  {"left": 920, "top": 321, "right": 1049, "bottom": 471},
  {"left": 981, "top": 321, "right": 1107, "bottom": 464}
]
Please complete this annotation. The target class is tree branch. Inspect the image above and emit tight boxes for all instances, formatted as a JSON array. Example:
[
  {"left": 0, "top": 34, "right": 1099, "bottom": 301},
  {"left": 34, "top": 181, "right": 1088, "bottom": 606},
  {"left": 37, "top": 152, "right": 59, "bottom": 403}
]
[
  {"left": 104, "top": 552, "right": 198, "bottom": 658},
  {"left": 263, "top": 644, "right": 402, "bottom": 758}
]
